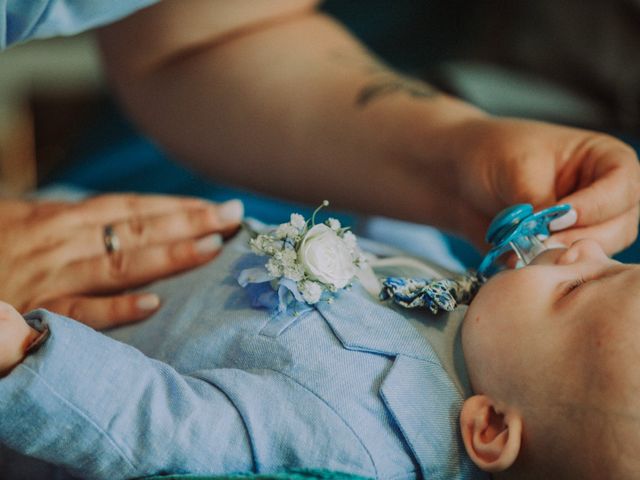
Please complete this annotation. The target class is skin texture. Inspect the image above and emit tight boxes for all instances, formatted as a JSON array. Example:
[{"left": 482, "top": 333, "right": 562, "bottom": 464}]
[
  {"left": 98, "top": 0, "right": 640, "bottom": 255},
  {"left": 0, "top": 195, "right": 242, "bottom": 328},
  {"left": 461, "top": 240, "right": 640, "bottom": 479},
  {"left": 0, "top": 303, "right": 39, "bottom": 377}
]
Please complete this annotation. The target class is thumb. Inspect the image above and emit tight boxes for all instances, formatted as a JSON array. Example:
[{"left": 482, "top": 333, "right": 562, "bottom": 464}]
[
  {"left": 557, "top": 141, "right": 640, "bottom": 228},
  {"left": 558, "top": 165, "right": 639, "bottom": 230}
]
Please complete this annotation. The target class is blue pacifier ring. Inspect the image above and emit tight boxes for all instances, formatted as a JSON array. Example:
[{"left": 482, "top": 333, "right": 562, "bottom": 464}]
[
  {"left": 485, "top": 203, "right": 534, "bottom": 245},
  {"left": 479, "top": 203, "right": 572, "bottom": 276}
]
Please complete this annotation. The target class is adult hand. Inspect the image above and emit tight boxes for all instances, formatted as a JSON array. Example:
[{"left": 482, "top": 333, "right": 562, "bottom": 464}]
[
  {"left": 446, "top": 117, "right": 640, "bottom": 254},
  {"left": 0, "top": 194, "right": 243, "bottom": 329}
]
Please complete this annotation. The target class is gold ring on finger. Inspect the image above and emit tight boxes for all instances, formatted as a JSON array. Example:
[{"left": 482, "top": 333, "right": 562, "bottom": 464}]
[{"left": 103, "top": 224, "right": 121, "bottom": 255}]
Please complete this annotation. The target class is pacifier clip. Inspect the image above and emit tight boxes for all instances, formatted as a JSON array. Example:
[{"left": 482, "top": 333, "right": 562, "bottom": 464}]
[{"left": 377, "top": 203, "right": 572, "bottom": 314}]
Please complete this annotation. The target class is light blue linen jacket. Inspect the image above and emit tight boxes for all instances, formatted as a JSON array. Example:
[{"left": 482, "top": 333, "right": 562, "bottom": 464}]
[
  {"left": 0, "top": 0, "right": 159, "bottom": 49},
  {"left": 0, "top": 230, "right": 487, "bottom": 480}
]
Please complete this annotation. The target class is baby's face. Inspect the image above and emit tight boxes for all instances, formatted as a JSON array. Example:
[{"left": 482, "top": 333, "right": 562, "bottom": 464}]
[
  {"left": 463, "top": 237, "right": 640, "bottom": 405},
  {"left": 462, "top": 238, "right": 640, "bottom": 476}
]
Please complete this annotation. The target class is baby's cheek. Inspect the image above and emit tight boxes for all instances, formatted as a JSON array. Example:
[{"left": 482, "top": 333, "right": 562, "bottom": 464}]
[{"left": 467, "top": 272, "right": 536, "bottom": 334}]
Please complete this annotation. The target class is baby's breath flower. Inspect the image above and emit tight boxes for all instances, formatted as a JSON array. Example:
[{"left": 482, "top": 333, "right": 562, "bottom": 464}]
[
  {"left": 299, "top": 280, "right": 323, "bottom": 304},
  {"left": 266, "top": 257, "right": 284, "bottom": 277},
  {"left": 250, "top": 235, "right": 284, "bottom": 256},
  {"left": 284, "top": 263, "right": 305, "bottom": 282},
  {"left": 327, "top": 218, "right": 341, "bottom": 231},
  {"left": 275, "top": 223, "right": 300, "bottom": 240},
  {"left": 289, "top": 213, "right": 307, "bottom": 231},
  {"left": 278, "top": 248, "right": 297, "bottom": 265}
]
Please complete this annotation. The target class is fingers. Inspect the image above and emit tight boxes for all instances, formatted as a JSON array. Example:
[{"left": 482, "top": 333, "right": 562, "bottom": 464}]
[
  {"left": 39, "top": 293, "right": 161, "bottom": 330},
  {"left": 22, "top": 198, "right": 243, "bottom": 271},
  {"left": 75, "top": 193, "right": 214, "bottom": 226},
  {"left": 107, "top": 198, "right": 243, "bottom": 248},
  {"left": 558, "top": 142, "right": 640, "bottom": 228},
  {"left": 25, "top": 194, "right": 241, "bottom": 250},
  {"left": 58, "top": 200, "right": 242, "bottom": 263},
  {"left": 548, "top": 205, "right": 640, "bottom": 256},
  {"left": 59, "top": 233, "right": 224, "bottom": 296}
]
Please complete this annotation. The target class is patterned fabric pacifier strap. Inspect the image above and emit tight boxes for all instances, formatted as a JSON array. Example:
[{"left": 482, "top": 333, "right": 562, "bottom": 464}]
[{"left": 379, "top": 271, "right": 484, "bottom": 314}]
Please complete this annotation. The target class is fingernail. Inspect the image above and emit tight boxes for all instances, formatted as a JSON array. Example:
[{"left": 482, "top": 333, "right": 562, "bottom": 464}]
[
  {"left": 196, "top": 233, "right": 223, "bottom": 255},
  {"left": 549, "top": 208, "right": 577, "bottom": 232},
  {"left": 137, "top": 294, "right": 160, "bottom": 311},
  {"left": 218, "top": 199, "right": 244, "bottom": 224}
]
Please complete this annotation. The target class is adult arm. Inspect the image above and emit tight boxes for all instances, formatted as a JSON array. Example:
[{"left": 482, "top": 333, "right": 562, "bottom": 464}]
[
  {"left": 98, "top": 0, "right": 640, "bottom": 252},
  {"left": 97, "top": 0, "right": 483, "bottom": 234}
]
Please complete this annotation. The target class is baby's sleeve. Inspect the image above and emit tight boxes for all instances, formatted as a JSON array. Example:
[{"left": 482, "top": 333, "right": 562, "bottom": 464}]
[
  {"left": 2, "top": 0, "right": 160, "bottom": 49},
  {"left": 0, "top": 309, "right": 254, "bottom": 479}
]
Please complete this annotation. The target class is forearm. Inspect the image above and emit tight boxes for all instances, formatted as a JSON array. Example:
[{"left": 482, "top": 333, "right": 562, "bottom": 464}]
[{"left": 98, "top": 2, "right": 485, "bottom": 226}]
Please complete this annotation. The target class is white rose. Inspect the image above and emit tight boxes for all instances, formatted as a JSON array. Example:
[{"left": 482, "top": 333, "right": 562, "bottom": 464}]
[{"left": 297, "top": 224, "right": 356, "bottom": 289}]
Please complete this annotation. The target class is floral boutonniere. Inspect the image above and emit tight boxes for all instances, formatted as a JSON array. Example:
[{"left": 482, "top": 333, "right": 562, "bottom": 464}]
[{"left": 238, "top": 201, "right": 366, "bottom": 313}]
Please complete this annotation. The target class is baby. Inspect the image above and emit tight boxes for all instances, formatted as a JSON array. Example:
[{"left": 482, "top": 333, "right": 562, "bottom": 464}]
[
  {"left": 460, "top": 238, "right": 640, "bottom": 479},
  {"left": 0, "top": 228, "right": 636, "bottom": 479}
]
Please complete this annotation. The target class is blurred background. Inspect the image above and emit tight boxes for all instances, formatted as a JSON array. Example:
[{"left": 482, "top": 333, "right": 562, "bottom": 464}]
[{"left": 0, "top": 0, "right": 638, "bottom": 261}]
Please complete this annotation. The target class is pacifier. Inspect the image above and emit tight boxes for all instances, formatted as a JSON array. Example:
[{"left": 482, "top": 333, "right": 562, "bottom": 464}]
[
  {"left": 478, "top": 203, "right": 572, "bottom": 277},
  {"left": 378, "top": 203, "right": 573, "bottom": 314}
]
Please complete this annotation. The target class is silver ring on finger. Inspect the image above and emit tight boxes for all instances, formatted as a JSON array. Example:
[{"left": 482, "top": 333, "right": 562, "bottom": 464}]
[{"left": 103, "top": 224, "right": 121, "bottom": 255}]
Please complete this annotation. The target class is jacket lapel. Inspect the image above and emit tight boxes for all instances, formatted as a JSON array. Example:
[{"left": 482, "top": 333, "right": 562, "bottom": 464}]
[
  {"left": 316, "top": 285, "right": 440, "bottom": 362},
  {"left": 380, "top": 355, "right": 483, "bottom": 479},
  {"left": 316, "top": 285, "right": 487, "bottom": 480}
]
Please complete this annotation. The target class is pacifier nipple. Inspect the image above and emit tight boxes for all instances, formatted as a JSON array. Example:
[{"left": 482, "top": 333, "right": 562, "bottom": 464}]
[{"left": 478, "top": 203, "right": 572, "bottom": 276}]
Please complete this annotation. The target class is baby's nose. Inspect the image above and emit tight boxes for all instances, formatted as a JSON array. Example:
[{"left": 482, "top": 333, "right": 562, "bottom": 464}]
[
  {"left": 558, "top": 238, "right": 609, "bottom": 265},
  {"left": 529, "top": 247, "right": 566, "bottom": 266}
]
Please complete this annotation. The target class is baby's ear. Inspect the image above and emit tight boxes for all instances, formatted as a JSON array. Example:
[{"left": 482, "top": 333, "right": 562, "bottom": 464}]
[{"left": 460, "top": 395, "right": 522, "bottom": 473}]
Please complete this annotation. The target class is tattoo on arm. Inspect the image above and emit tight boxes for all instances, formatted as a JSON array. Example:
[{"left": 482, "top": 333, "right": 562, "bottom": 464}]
[
  {"left": 355, "top": 76, "right": 439, "bottom": 107},
  {"left": 330, "top": 49, "right": 440, "bottom": 108}
]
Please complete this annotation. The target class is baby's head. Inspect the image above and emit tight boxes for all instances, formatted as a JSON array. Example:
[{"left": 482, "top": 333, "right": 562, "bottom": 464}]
[{"left": 460, "top": 239, "right": 640, "bottom": 479}]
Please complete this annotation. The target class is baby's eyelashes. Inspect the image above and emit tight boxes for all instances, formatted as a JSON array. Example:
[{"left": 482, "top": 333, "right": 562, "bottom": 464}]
[{"left": 561, "top": 277, "right": 587, "bottom": 297}]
